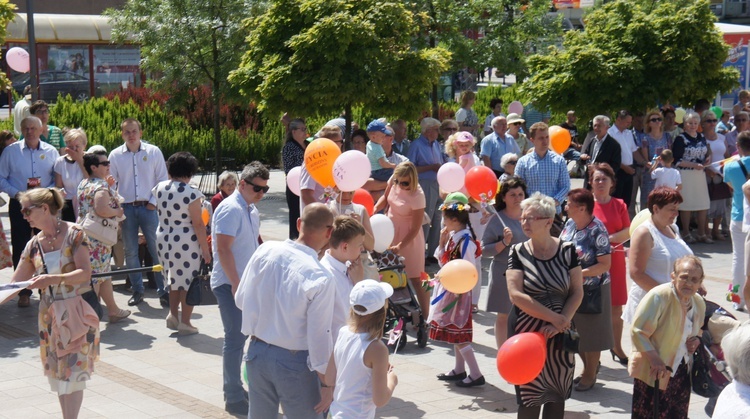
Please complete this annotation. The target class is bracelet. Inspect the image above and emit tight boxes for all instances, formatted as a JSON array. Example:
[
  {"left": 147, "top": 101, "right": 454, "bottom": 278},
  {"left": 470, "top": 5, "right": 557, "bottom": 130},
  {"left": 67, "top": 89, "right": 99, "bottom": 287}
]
[
  {"left": 320, "top": 383, "right": 334, "bottom": 388},
  {"left": 501, "top": 239, "right": 510, "bottom": 247}
]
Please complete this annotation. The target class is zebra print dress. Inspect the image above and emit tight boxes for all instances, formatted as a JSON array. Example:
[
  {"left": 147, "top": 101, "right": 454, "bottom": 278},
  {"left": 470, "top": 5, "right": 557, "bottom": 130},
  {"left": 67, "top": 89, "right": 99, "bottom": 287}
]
[{"left": 508, "top": 240, "right": 580, "bottom": 407}]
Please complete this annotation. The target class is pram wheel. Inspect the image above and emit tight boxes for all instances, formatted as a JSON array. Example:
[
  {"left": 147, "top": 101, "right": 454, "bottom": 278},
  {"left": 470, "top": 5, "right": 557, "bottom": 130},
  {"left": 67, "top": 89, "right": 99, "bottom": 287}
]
[
  {"left": 417, "top": 320, "right": 427, "bottom": 348},
  {"left": 397, "top": 332, "right": 407, "bottom": 351}
]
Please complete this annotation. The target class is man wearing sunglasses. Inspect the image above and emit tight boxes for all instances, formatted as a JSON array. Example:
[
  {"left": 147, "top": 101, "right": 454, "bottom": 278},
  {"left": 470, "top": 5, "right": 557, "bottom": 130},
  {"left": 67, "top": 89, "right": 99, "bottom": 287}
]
[
  {"left": 109, "top": 118, "right": 169, "bottom": 307},
  {"left": 0, "top": 116, "right": 59, "bottom": 307},
  {"left": 211, "top": 161, "right": 269, "bottom": 415}
]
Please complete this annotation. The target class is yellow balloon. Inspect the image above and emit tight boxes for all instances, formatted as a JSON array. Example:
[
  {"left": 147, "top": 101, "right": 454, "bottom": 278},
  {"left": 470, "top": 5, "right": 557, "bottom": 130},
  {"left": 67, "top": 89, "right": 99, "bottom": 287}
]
[
  {"left": 675, "top": 108, "right": 686, "bottom": 124},
  {"left": 202, "top": 207, "right": 210, "bottom": 225},
  {"left": 629, "top": 208, "right": 651, "bottom": 236},
  {"left": 438, "top": 259, "right": 478, "bottom": 294}
]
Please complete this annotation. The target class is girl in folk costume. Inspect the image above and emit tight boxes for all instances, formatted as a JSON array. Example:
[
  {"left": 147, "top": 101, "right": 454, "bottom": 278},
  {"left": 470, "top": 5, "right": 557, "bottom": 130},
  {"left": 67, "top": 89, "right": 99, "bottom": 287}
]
[{"left": 430, "top": 192, "right": 485, "bottom": 387}]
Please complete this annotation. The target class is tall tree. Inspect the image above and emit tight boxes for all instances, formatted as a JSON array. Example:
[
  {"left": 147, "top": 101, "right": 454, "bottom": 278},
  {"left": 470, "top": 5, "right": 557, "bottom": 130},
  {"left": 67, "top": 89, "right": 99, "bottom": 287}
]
[
  {"left": 0, "top": 2, "right": 18, "bottom": 90},
  {"left": 403, "top": 0, "right": 561, "bottom": 118},
  {"left": 105, "top": 0, "right": 263, "bottom": 176},
  {"left": 229, "top": 0, "right": 448, "bottom": 140},
  {"left": 521, "top": 0, "right": 738, "bottom": 118}
]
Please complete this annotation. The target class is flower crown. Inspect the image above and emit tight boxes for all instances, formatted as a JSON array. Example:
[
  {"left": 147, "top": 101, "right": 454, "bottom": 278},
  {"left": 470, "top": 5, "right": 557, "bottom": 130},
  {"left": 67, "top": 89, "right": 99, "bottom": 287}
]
[{"left": 439, "top": 202, "right": 469, "bottom": 212}]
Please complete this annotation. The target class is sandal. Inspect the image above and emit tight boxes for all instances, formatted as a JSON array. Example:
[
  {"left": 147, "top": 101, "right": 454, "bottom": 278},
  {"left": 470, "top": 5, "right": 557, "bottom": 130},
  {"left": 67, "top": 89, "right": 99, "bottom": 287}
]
[
  {"left": 697, "top": 235, "right": 714, "bottom": 244},
  {"left": 682, "top": 234, "right": 696, "bottom": 244},
  {"left": 108, "top": 309, "right": 131, "bottom": 324},
  {"left": 712, "top": 232, "right": 726, "bottom": 241}
]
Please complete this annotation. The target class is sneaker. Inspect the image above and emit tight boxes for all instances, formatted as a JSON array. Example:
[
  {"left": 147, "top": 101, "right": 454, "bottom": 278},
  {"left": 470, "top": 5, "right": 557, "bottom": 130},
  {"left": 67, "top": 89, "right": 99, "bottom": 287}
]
[{"left": 733, "top": 302, "right": 747, "bottom": 312}]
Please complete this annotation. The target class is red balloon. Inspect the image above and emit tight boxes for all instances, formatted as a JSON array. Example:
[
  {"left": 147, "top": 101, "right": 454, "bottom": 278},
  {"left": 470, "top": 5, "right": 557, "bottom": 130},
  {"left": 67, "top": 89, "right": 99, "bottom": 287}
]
[
  {"left": 352, "top": 189, "right": 375, "bottom": 216},
  {"left": 496, "top": 332, "right": 547, "bottom": 385},
  {"left": 465, "top": 166, "right": 498, "bottom": 202}
]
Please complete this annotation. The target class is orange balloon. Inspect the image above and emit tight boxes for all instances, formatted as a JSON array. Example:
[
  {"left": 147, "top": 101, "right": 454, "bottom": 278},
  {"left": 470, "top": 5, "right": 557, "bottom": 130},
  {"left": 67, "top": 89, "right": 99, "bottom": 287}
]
[
  {"left": 202, "top": 207, "right": 210, "bottom": 225},
  {"left": 549, "top": 126, "right": 571, "bottom": 155},
  {"left": 465, "top": 166, "right": 498, "bottom": 202},
  {"left": 438, "top": 259, "right": 478, "bottom": 294},
  {"left": 304, "top": 138, "right": 342, "bottom": 188},
  {"left": 497, "top": 332, "right": 547, "bottom": 385}
]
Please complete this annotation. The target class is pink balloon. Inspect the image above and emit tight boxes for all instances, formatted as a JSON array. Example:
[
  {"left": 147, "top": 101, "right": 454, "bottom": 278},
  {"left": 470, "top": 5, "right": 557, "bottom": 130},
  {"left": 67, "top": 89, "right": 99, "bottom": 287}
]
[
  {"left": 508, "top": 101, "right": 524, "bottom": 115},
  {"left": 7, "top": 47, "right": 29, "bottom": 73},
  {"left": 437, "top": 162, "right": 466, "bottom": 193},
  {"left": 333, "top": 150, "right": 372, "bottom": 192},
  {"left": 286, "top": 166, "right": 302, "bottom": 196}
]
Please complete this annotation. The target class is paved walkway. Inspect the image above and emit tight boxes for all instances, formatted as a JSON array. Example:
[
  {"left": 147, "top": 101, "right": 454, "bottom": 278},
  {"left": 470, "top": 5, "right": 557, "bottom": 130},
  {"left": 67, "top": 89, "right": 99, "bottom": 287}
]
[{"left": 0, "top": 172, "right": 743, "bottom": 418}]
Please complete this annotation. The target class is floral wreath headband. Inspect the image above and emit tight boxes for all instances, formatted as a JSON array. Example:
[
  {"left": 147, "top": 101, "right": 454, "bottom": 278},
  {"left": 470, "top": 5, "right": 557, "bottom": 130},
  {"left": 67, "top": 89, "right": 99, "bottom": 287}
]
[{"left": 439, "top": 202, "right": 470, "bottom": 212}]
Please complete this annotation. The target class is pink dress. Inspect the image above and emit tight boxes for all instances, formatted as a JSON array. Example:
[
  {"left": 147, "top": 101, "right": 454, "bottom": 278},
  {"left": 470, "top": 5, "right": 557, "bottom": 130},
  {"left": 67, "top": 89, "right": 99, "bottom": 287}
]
[{"left": 387, "top": 185, "right": 426, "bottom": 278}]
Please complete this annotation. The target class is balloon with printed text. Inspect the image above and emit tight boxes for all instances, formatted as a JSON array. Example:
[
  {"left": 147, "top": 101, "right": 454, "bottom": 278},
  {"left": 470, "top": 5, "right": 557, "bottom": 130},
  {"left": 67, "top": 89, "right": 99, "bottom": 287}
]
[
  {"left": 465, "top": 166, "right": 498, "bottom": 202},
  {"left": 304, "top": 138, "right": 341, "bottom": 188}
]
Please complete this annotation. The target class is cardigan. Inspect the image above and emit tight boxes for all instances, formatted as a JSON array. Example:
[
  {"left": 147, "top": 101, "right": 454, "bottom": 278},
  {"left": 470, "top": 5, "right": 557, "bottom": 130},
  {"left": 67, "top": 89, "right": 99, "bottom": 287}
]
[{"left": 628, "top": 282, "right": 705, "bottom": 389}]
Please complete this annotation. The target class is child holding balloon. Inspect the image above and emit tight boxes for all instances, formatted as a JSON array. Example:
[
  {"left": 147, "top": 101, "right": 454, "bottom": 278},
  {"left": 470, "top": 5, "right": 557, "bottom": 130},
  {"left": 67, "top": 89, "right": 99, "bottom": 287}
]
[{"left": 430, "top": 192, "right": 485, "bottom": 387}]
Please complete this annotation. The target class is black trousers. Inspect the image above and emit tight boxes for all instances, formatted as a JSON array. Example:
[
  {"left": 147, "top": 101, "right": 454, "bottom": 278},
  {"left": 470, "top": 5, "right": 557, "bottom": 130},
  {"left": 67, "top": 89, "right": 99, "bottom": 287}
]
[
  {"left": 286, "top": 186, "right": 300, "bottom": 240},
  {"left": 61, "top": 199, "right": 76, "bottom": 222},
  {"left": 614, "top": 169, "right": 634, "bottom": 208},
  {"left": 9, "top": 199, "right": 33, "bottom": 297}
]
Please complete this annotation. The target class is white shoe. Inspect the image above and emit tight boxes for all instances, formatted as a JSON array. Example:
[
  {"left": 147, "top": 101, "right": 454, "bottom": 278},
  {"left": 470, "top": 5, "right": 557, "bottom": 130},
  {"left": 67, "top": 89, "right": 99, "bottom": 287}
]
[
  {"left": 178, "top": 323, "right": 199, "bottom": 335},
  {"left": 166, "top": 313, "right": 179, "bottom": 330},
  {"left": 733, "top": 302, "right": 747, "bottom": 312}
]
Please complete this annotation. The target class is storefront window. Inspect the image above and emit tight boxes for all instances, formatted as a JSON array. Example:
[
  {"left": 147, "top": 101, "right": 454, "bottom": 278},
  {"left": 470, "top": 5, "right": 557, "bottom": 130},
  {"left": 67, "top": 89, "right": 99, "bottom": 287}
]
[{"left": 93, "top": 45, "right": 141, "bottom": 95}]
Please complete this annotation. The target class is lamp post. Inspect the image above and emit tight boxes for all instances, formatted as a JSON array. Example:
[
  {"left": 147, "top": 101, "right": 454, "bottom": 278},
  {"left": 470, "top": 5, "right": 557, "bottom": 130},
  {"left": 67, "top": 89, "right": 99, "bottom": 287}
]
[{"left": 26, "top": 0, "right": 37, "bottom": 101}]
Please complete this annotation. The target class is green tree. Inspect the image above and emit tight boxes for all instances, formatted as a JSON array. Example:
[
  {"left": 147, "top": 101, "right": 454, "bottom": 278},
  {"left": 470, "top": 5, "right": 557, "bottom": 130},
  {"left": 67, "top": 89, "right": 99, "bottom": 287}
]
[
  {"left": 229, "top": 0, "right": 448, "bottom": 140},
  {"left": 105, "top": 0, "right": 264, "bottom": 176},
  {"left": 521, "top": 0, "right": 738, "bottom": 119},
  {"left": 0, "top": 1, "right": 17, "bottom": 90}
]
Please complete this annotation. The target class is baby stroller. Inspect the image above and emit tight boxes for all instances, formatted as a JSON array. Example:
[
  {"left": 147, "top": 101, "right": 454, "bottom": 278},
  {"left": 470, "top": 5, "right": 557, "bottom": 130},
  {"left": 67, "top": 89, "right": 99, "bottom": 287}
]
[
  {"left": 700, "top": 299, "right": 737, "bottom": 417},
  {"left": 372, "top": 250, "right": 428, "bottom": 350}
]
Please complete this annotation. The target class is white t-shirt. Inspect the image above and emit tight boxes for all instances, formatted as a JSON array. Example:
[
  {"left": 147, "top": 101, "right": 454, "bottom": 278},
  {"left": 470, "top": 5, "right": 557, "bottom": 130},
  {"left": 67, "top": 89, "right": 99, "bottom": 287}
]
[
  {"left": 608, "top": 126, "right": 637, "bottom": 165},
  {"left": 651, "top": 167, "right": 682, "bottom": 189},
  {"left": 713, "top": 381, "right": 750, "bottom": 418},
  {"left": 331, "top": 327, "right": 377, "bottom": 419},
  {"left": 455, "top": 108, "right": 468, "bottom": 123}
]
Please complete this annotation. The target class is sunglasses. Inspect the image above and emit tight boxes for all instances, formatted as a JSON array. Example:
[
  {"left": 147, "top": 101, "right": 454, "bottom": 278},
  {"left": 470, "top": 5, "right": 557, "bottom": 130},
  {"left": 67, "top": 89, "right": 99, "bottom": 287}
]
[
  {"left": 396, "top": 180, "right": 410, "bottom": 188},
  {"left": 506, "top": 160, "right": 518, "bottom": 165},
  {"left": 245, "top": 180, "right": 270, "bottom": 193},
  {"left": 511, "top": 122, "right": 522, "bottom": 126},
  {"left": 649, "top": 118, "right": 663, "bottom": 123},
  {"left": 704, "top": 119, "right": 719, "bottom": 124},
  {"left": 95, "top": 161, "right": 111, "bottom": 166},
  {"left": 21, "top": 205, "right": 39, "bottom": 216}
]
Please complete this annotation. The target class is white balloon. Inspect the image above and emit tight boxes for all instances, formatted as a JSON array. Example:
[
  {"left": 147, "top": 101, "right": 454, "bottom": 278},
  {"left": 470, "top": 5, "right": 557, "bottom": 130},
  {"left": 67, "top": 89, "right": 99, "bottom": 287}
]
[
  {"left": 333, "top": 150, "right": 372, "bottom": 192},
  {"left": 286, "top": 166, "right": 302, "bottom": 196},
  {"left": 437, "top": 162, "right": 466, "bottom": 193},
  {"left": 370, "top": 214, "right": 395, "bottom": 253}
]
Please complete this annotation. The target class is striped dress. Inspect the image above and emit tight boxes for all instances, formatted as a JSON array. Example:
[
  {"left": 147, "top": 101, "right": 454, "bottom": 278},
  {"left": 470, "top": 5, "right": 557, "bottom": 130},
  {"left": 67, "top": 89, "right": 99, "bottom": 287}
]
[{"left": 508, "top": 240, "right": 579, "bottom": 407}]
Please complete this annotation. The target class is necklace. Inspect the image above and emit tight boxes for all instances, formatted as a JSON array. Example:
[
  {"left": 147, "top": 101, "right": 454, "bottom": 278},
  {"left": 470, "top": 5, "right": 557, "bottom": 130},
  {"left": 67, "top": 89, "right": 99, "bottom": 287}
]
[{"left": 41, "top": 221, "right": 62, "bottom": 251}]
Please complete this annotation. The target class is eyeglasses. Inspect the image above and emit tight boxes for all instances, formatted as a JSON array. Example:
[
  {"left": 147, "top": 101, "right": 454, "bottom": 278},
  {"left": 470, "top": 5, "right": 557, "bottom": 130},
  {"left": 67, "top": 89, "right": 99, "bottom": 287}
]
[
  {"left": 704, "top": 119, "right": 719, "bottom": 124},
  {"left": 520, "top": 216, "right": 550, "bottom": 223},
  {"left": 396, "top": 180, "right": 410, "bottom": 188},
  {"left": 95, "top": 161, "right": 111, "bottom": 167},
  {"left": 21, "top": 205, "right": 39, "bottom": 216},
  {"left": 649, "top": 118, "right": 663, "bottom": 123},
  {"left": 245, "top": 180, "right": 269, "bottom": 193},
  {"left": 506, "top": 160, "right": 517, "bottom": 165}
]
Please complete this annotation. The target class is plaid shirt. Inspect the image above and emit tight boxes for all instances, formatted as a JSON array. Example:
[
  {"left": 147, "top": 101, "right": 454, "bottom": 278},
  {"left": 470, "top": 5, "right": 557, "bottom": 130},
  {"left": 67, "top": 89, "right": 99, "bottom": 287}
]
[{"left": 515, "top": 149, "right": 570, "bottom": 213}]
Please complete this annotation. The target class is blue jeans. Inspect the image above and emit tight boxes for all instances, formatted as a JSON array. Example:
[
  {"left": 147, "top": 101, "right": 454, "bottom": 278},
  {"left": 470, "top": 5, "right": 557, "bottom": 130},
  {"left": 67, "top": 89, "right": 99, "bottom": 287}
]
[
  {"left": 214, "top": 284, "right": 248, "bottom": 403},
  {"left": 121, "top": 204, "right": 164, "bottom": 294},
  {"left": 420, "top": 178, "right": 443, "bottom": 257},
  {"left": 246, "top": 340, "right": 323, "bottom": 419}
]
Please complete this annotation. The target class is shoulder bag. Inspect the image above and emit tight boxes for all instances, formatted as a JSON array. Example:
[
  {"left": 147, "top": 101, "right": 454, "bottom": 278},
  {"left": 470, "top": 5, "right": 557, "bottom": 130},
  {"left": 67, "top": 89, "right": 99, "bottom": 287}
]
[
  {"left": 691, "top": 339, "right": 724, "bottom": 398},
  {"left": 186, "top": 260, "right": 217, "bottom": 306},
  {"left": 80, "top": 188, "right": 125, "bottom": 246},
  {"left": 577, "top": 276, "right": 603, "bottom": 314}
]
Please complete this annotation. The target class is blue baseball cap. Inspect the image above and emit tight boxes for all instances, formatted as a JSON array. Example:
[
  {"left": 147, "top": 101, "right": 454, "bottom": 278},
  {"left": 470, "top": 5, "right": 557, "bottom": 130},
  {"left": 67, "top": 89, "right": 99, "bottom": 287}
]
[{"left": 367, "top": 120, "right": 388, "bottom": 134}]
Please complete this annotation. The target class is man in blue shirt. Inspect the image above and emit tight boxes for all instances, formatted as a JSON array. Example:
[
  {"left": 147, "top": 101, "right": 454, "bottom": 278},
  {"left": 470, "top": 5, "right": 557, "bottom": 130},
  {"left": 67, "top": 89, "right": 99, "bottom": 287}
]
[
  {"left": 406, "top": 117, "right": 445, "bottom": 260},
  {"left": 211, "top": 161, "right": 269, "bottom": 415},
  {"left": 515, "top": 122, "right": 571, "bottom": 234},
  {"left": 480, "top": 115, "right": 521, "bottom": 176},
  {"left": 723, "top": 132, "right": 750, "bottom": 311},
  {"left": 0, "top": 116, "right": 59, "bottom": 307}
]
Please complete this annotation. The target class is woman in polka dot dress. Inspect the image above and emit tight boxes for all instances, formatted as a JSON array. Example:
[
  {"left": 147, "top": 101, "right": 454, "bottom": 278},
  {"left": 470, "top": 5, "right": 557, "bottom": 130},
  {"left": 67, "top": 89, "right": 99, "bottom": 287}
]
[{"left": 153, "top": 152, "right": 212, "bottom": 335}]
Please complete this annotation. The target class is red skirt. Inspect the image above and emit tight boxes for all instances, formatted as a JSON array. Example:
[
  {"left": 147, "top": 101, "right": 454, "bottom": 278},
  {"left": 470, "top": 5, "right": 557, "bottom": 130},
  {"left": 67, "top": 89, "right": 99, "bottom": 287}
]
[
  {"left": 429, "top": 313, "right": 473, "bottom": 344},
  {"left": 610, "top": 247, "right": 628, "bottom": 306}
]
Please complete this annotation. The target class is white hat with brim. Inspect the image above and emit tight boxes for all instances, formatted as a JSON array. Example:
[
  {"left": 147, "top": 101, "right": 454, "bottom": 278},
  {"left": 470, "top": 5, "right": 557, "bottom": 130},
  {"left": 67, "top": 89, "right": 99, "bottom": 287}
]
[{"left": 350, "top": 279, "right": 393, "bottom": 315}]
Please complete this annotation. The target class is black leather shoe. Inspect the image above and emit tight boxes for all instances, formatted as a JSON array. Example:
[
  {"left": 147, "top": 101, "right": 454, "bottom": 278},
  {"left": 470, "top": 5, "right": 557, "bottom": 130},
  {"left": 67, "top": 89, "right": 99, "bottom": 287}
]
[
  {"left": 128, "top": 292, "right": 144, "bottom": 306},
  {"left": 437, "top": 370, "right": 467, "bottom": 381},
  {"left": 455, "top": 375, "right": 485, "bottom": 387},
  {"left": 225, "top": 398, "right": 249, "bottom": 415},
  {"left": 159, "top": 293, "right": 169, "bottom": 308}
]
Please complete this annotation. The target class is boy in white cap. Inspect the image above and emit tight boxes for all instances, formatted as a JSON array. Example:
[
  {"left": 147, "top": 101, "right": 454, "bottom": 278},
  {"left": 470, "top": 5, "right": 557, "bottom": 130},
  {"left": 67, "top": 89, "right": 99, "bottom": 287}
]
[{"left": 325, "top": 279, "right": 398, "bottom": 418}]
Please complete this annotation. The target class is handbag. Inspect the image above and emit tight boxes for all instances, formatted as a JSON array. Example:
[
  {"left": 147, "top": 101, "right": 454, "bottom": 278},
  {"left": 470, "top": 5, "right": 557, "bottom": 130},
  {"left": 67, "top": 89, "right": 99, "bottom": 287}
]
[
  {"left": 691, "top": 342, "right": 724, "bottom": 398},
  {"left": 707, "top": 180, "right": 732, "bottom": 201},
  {"left": 38, "top": 241, "right": 103, "bottom": 320},
  {"left": 81, "top": 211, "right": 121, "bottom": 246},
  {"left": 577, "top": 278, "right": 603, "bottom": 314},
  {"left": 186, "top": 260, "right": 217, "bottom": 306}
]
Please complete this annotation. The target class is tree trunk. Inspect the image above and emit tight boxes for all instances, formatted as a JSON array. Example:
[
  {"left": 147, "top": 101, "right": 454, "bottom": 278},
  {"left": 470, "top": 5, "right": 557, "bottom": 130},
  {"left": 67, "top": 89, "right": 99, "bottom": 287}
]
[
  {"left": 213, "top": 80, "right": 222, "bottom": 181},
  {"left": 430, "top": 34, "right": 439, "bottom": 119},
  {"left": 344, "top": 103, "right": 352, "bottom": 150}
]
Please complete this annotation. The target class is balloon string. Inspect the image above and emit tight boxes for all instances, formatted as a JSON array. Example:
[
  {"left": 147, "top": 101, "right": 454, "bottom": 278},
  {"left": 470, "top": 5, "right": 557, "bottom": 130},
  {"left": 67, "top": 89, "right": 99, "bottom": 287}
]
[
  {"left": 441, "top": 298, "right": 458, "bottom": 313},
  {"left": 431, "top": 289, "right": 447, "bottom": 305}
]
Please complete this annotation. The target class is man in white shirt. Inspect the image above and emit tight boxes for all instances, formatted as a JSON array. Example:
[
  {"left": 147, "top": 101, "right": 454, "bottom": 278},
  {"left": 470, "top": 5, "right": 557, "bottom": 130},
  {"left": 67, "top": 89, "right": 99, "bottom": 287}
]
[
  {"left": 608, "top": 110, "right": 638, "bottom": 208},
  {"left": 12, "top": 86, "right": 32, "bottom": 137},
  {"left": 211, "top": 161, "right": 269, "bottom": 415},
  {"left": 236, "top": 203, "right": 336, "bottom": 419},
  {"left": 109, "top": 118, "right": 168, "bottom": 306}
]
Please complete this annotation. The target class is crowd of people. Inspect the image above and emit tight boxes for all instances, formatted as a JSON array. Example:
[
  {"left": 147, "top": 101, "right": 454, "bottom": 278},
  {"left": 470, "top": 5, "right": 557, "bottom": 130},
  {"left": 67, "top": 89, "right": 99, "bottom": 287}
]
[{"left": 2, "top": 92, "right": 750, "bottom": 419}]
